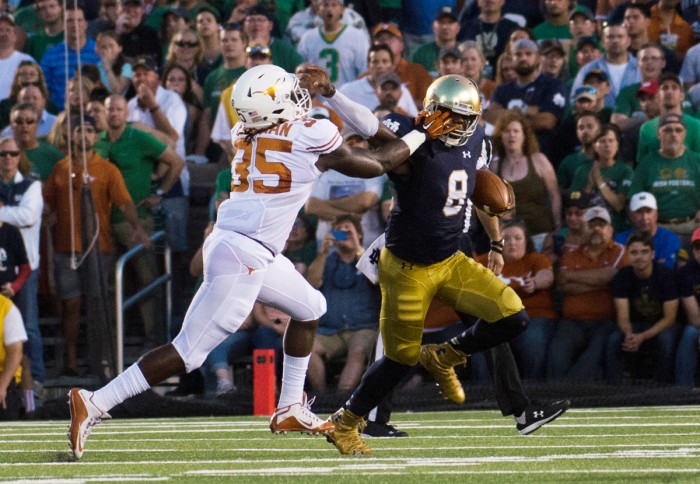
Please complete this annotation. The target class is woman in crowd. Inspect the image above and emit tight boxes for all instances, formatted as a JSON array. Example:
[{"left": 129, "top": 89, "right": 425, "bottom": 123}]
[
  {"left": 194, "top": 7, "right": 223, "bottom": 78},
  {"left": 459, "top": 41, "right": 495, "bottom": 106},
  {"left": 491, "top": 112, "right": 562, "bottom": 251},
  {"left": 570, "top": 124, "right": 633, "bottom": 232},
  {"left": 476, "top": 219, "right": 557, "bottom": 379},
  {"left": 0, "top": 61, "right": 53, "bottom": 129},
  {"left": 161, "top": 64, "right": 203, "bottom": 157},
  {"left": 95, "top": 30, "right": 132, "bottom": 95},
  {"left": 163, "top": 29, "right": 205, "bottom": 104}
]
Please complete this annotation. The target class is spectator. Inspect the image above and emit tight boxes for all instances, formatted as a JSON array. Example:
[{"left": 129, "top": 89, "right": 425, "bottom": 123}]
[
  {"left": 242, "top": 5, "right": 302, "bottom": 73},
  {"left": 161, "top": 64, "right": 202, "bottom": 157},
  {"left": 547, "top": 206, "right": 629, "bottom": 381},
  {"left": 193, "top": 7, "right": 223, "bottom": 79},
  {"left": 63, "top": 76, "right": 93, "bottom": 119},
  {"left": 557, "top": 111, "right": 602, "bottom": 192},
  {"left": 158, "top": 6, "right": 189, "bottom": 54},
  {"left": 297, "top": 0, "right": 368, "bottom": 87},
  {"left": 286, "top": 0, "right": 369, "bottom": 47},
  {"left": 372, "top": 73, "right": 413, "bottom": 116},
  {"left": 476, "top": 219, "right": 557, "bottom": 380},
  {"left": 486, "top": 38, "right": 567, "bottom": 167},
  {"left": 42, "top": 115, "right": 150, "bottom": 375},
  {"left": 371, "top": 22, "right": 433, "bottom": 109},
  {"left": 567, "top": 6, "right": 598, "bottom": 79},
  {"left": 458, "top": 0, "right": 519, "bottom": 79},
  {"left": 623, "top": 4, "right": 682, "bottom": 74},
  {"left": 94, "top": 94, "right": 184, "bottom": 348},
  {"left": 675, "top": 227, "right": 700, "bottom": 388},
  {"left": 202, "top": 22, "right": 246, "bottom": 128},
  {"left": 0, "top": 294, "right": 26, "bottom": 421},
  {"left": 459, "top": 41, "right": 496, "bottom": 107},
  {"left": 0, "top": 14, "right": 34, "bottom": 101},
  {"left": 306, "top": 215, "right": 379, "bottom": 393},
  {"left": 116, "top": 0, "right": 161, "bottom": 65},
  {"left": 494, "top": 50, "right": 516, "bottom": 86},
  {"left": 648, "top": 0, "right": 694, "bottom": 61},
  {"left": 10, "top": 103, "right": 62, "bottom": 181},
  {"left": 0, "top": 135, "right": 41, "bottom": 398},
  {"left": 411, "top": 6, "right": 460, "bottom": 78},
  {"left": 541, "top": 191, "right": 592, "bottom": 265},
  {"left": 571, "top": 124, "right": 633, "bottom": 232},
  {"left": 619, "top": 81, "right": 661, "bottom": 168},
  {"left": 532, "top": 0, "right": 574, "bottom": 47},
  {"left": 23, "top": 0, "right": 63, "bottom": 63},
  {"left": 580, "top": 70, "right": 613, "bottom": 121},
  {"left": 40, "top": 5, "right": 101, "bottom": 108},
  {"left": 606, "top": 232, "right": 679, "bottom": 383},
  {"left": 398, "top": 0, "right": 456, "bottom": 54},
  {"left": 284, "top": 212, "right": 317, "bottom": 276},
  {"left": 87, "top": 0, "right": 119, "bottom": 40},
  {"left": 94, "top": 30, "right": 131, "bottom": 95},
  {"left": 615, "top": 192, "right": 681, "bottom": 269},
  {"left": 570, "top": 24, "right": 641, "bottom": 109},
  {"left": 163, "top": 29, "right": 205, "bottom": 105},
  {"left": 45, "top": 111, "right": 68, "bottom": 153},
  {"left": 540, "top": 39, "right": 567, "bottom": 82},
  {"left": 637, "top": 72, "right": 700, "bottom": 161},
  {"left": 632, "top": 112, "right": 700, "bottom": 239},
  {"left": 490, "top": 111, "right": 561, "bottom": 251},
  {"left": 571, "top": 36, "right": 602, "bottom": 81},
  {"left": 338, "top": 44, "right": 417, "bottom": 115},
  {"left": 612, "top": 43, "right": 667, "bottom": 130},
  {"left": 0, "top": 60, "right": 52, "bottom": 131},
  {"left": 2, "top": 86, "right": 56, "bottom": 139}
]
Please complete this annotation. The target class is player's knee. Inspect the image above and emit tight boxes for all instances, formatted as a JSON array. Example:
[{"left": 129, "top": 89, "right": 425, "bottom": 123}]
[
  {"left": 496, "top": 309, "right": 529, "bottom": 338},
  {"left": 291, "top": 290, "right": 326, "bottom": 321}
]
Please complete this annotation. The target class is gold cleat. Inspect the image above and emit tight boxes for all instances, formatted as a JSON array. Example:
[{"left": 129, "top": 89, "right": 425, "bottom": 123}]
[
  {"left": 419, "top": 343, "right": 468, "bottom": 404},
  {"left": 326, "top": 408, "right": 372, "bottom": 456}
]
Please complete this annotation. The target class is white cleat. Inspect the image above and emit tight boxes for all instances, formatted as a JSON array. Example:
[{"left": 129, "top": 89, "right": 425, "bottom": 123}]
[
  {"left": 269, "top": 394, "right": 335, "bottom": 435},
  {"left": 67, "top": 388, "right": 111, "bottom": 459}
]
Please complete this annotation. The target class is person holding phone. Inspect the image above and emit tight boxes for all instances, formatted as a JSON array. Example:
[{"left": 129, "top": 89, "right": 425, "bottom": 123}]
[{"left": 305, "top": 215, "right": 380, "bottom": 394}]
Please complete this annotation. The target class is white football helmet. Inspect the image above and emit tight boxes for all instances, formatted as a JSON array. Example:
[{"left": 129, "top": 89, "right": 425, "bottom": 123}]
[
  {"left": 231, "top": 64, "right": 312, "bottom": 129},
  {"left": 423, "top": 74, "right": 482, "bottom": 147}
]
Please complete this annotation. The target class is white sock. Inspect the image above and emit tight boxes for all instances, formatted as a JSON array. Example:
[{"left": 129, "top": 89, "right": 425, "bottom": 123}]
[
  {"left": 277, "top": 353, "right": 310, "bottom": 408},
  {"left": 92, "top": 363, "right": 151, "bottom": 412}
]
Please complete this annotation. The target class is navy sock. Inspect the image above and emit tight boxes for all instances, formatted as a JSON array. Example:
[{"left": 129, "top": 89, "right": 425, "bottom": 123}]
[
  {"left": 346, "top": 356, "right": 413, "bottom": 418},
  {"left": 450, "top": 310, "right": 529, "bottom": 355}
]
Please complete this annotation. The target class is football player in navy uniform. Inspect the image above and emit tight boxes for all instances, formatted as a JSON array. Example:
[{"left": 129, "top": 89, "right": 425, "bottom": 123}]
[{"left": 298, "top": 66, "right": 567, "bottom": 456}]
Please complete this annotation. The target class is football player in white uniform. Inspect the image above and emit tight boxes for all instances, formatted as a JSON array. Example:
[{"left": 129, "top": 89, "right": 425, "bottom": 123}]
[{"left": 67, "top": 64, "right": 456, "bottom": 459}]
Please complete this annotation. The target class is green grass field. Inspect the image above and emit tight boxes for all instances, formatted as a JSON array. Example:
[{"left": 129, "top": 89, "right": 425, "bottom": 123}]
[{"left": 1, "top": 406, "right": 700, "bottom": 483}]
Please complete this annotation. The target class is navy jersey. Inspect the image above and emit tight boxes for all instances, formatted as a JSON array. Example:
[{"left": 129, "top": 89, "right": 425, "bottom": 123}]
[
  {"left": 611, "top": 263, "right": 678, "bottom": 325},
  {"left": 382, "top": 113, "right": 485, "bottom": 264}
]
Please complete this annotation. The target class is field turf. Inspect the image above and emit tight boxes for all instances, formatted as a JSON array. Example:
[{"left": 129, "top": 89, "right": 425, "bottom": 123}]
[{"left": 1, "top": 405, "right": 699, "bottom": 482}]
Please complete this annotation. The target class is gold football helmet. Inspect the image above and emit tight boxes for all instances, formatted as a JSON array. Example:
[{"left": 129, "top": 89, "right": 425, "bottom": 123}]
[{"left": 423, "top": 75, "right": 482, "bottom": 147}]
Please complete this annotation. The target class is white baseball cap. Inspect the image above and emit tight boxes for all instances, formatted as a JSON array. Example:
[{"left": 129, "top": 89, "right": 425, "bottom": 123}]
[
  {"left": 584, "top": 206, "right": 611, "bottom": 224},
  {"left": 629, "top": 192, "right": 657, "bottom": 212}
]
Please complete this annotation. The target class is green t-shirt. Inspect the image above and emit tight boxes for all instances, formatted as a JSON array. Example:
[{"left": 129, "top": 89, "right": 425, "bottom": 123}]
[
  {"left": 631, "top": 150, "right": 700, "bottom": 220},
  {"left": 637, "top": 114, "right": 700, "bottom": 162},
  {"left": 410, "top": 41, "right": 440, "bottom": 78},
  {"left": 270, "top": 38, "right": 304, "bottom": 74},
  {"left": 570, "top": 160, "right": 633, "bottom": 232},
  {"left": 14, "top": 5, "right": 40, "bottom": 35},
  {"left": 615, "top": 82, "right": 695, "bottom": 118},
  {"left": 532, "top": 22, "right": 573, "bottom": 41},
  {"left": 557, "top": 151, "right": 592, "bottom": 190},
  {"left": 24, "top": 31, "right": 64, "bottom": 63},
  {"left": 26, "top": 140, "right": 64, "bottom": 181},
  {"left": 203, "top": 65, "right": 246, "bottom": 124},
  {"left": 94, "top": 124, "right": 167, "bottom": 221}
]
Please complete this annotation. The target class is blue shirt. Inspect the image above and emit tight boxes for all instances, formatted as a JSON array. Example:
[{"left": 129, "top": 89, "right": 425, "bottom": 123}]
[
  {"left": 40, "top": 38, "right": 101, "bottom": 108},
  {"left": 614, "top": 226, "right": 680, "bottom": 269}
]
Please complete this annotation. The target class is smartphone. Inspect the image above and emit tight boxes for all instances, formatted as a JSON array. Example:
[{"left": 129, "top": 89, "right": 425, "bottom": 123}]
[{"left": 330, "top": 230, "right": 347, "bottom": 241}]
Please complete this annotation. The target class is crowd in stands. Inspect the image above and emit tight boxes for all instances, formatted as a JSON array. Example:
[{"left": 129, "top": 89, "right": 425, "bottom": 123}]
[{"left": 1, "top": 0, "right": 700, "bottom": 419}]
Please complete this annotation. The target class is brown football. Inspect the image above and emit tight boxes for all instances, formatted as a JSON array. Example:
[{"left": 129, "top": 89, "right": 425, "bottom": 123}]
[{"left": 471, "top": 170, "right": 516, "bottom": 217}]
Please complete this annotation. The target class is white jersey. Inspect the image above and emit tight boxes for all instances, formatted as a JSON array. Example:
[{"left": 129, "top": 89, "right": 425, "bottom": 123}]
[
  {"left": 216, "top": 117, "right": 342, "bottom": 254},
  {"left": 298, "top": 26, "right": 369, "bottom": 88}
]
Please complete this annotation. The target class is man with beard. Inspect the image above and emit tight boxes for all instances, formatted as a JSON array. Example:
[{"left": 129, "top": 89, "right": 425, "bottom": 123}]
[
  {"left": 484, "top": 38, "right": 567, "bottom": 159},
  {"left": 546, "top": 206, "right": 629, "bottom": 381},
  {"left": 557, "top": 111, "right": 602, "bottom": 191}
]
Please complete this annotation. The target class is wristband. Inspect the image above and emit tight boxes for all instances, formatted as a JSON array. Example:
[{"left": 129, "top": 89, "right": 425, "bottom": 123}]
[
  {"left": 490, "top": 245, "right": 503, "bottom": 254},
  {"left": 401, "top": 130, "right": 427, "bottom": 155},
  {"left": 490, "top": 238, "right": 505, "bottom": 254}
]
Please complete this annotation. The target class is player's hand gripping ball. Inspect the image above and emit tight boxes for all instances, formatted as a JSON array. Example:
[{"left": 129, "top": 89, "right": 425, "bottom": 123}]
[
  {"left": 415, "top": 109, "right": 458, "bottom": 140},
  {"left": 471, "top": 170, "right": 516, "bottom": 217}
]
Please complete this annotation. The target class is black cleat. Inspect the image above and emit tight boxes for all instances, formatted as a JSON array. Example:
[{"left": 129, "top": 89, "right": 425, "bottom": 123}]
[
  {"left": 515, "top": 399, "right": 570, "bottom": 435},
  {"left": 361, "top": 421, "right": 409, "bottom": 438}
]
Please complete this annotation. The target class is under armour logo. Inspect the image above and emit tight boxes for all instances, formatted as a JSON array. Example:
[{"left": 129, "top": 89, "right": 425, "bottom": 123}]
[
  {"left": 401, "top": 262, "right": 414, "bottom": 270},
  {"left": 533, "top": 411, "right": 544, "bottom": 418},
  {"left": 463, "top": 151, "right": 470, "bottom": 159}
]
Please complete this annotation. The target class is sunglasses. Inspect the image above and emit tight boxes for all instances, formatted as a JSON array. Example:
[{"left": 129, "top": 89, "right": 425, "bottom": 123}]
[
  {"left": 12, "top": 118, "right": 36, "bottom": 125},
  {"left": 175, "top": 40, "right": 198, "bottom": 48},
  {"left": 575, "top": 85, "right": 597, "bottom": 96},
  {"left": 246, "top": 45, "right": 270, "bottom": 56},
  {"left": 20, "top": 81, "right": 41, "bottom": 88},
  {"left": 0, "top": 151, "right": 20, "bottom": 157}
]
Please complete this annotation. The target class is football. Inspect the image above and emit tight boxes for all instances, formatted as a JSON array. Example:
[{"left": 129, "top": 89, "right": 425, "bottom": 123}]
[{"left": 471, "top": 170, "right": 516, "bottom": 217}]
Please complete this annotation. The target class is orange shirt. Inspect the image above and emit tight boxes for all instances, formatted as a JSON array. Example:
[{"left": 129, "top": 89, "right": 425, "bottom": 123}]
[
  {"left": 648, "top": 5, "right": 694, "bottom": 58},
  {"left": 43, "top": 153, "right": 134, "bottom": 254},
  {"left": 559, "top": 240, "right": 628, "bottom": 321},
  {"left": 395, "top": 58, "right": 433, "bottom": 108},
  {"left": 476, "top": 252, "right": 558, "bottom": 320}
]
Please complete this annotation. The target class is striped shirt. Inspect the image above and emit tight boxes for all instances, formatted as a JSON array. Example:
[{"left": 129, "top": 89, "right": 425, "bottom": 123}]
[{"left": 40, "top": 38, "right": 101, "bottom": 108}]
